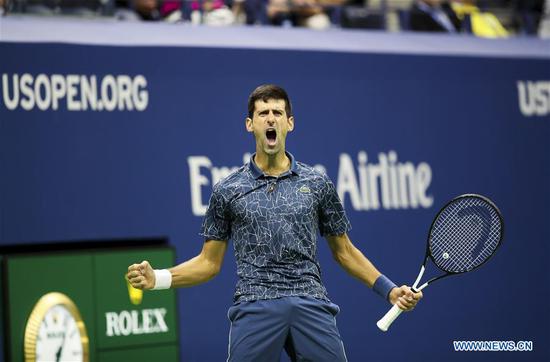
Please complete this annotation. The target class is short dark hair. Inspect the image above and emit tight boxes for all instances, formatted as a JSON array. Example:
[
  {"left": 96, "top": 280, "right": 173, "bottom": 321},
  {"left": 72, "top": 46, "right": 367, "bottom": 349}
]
[{"left": 248, "top": 84, "right": 292, "bottom": 119}]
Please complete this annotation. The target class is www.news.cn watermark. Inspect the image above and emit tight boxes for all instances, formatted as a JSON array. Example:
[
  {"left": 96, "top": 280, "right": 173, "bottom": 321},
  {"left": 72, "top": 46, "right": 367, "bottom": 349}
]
[{"left": 453, "top": 340, "right": 533, "bottom": 352}]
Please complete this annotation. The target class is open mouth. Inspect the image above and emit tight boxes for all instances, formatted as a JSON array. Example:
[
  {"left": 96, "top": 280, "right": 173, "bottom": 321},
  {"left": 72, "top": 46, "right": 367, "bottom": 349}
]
[{"left": 266, "top": 129, "right": 277, "bottom": 146}]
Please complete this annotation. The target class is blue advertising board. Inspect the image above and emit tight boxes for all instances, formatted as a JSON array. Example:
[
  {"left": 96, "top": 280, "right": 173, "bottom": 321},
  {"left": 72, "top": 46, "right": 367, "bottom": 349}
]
[{"left": 1, "top": 19, "right": 550, "bottom": 361}]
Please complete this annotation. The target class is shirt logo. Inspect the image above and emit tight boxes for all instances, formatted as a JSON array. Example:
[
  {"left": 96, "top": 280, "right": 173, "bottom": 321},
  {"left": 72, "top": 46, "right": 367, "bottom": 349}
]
[{"left": 298, "top": 185, "right": 311, "bottom": 193}]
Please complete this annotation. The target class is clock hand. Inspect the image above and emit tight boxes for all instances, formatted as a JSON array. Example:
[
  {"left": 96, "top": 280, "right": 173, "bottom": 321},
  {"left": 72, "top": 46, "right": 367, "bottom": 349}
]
[
  {"left": 55, "top": 330, "right": 68, "bottom": 362},
  {"left": 56, "top": 316, "right": 69, "bottom": 362},
  {"left": 55, "top": 341, "right": 63, "bottom": 362}
]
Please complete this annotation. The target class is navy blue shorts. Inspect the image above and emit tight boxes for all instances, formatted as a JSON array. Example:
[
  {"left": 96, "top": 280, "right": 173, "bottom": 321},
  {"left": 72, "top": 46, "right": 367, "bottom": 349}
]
[{"left": 226, "top": 296, "right": 347, "bottom": 362}]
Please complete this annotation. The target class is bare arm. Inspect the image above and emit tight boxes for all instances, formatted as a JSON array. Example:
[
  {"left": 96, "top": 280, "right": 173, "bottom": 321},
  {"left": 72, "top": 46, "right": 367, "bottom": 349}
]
[
  {"left": 127, "top": 239, "right": 228, "bottom": 290},
  {"left": 326, "top": 233, "right": 422, "bottom": 310},
  {"left": 325, "top": 233, "right": 382, "bottom": 287}
]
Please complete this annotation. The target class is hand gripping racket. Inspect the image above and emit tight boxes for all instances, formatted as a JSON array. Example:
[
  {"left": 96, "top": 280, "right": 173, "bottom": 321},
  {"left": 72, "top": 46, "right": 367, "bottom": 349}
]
[{"left": 376, "top": 194, "right": 504, "bottom": 332}]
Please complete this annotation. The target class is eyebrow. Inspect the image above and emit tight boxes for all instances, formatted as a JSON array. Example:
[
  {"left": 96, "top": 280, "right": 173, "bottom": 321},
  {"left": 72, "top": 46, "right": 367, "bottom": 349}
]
[{"left": 257, "top": 108, "right": 284, "bottom": 114}]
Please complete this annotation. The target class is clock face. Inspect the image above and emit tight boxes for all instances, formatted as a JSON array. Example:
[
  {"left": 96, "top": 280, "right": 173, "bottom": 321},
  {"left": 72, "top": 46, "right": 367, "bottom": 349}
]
[
  {"left": 25, "top": 292, "right": 89, "bottom": 362},
  {"left": 35, "top": 305, "right": 84, "bottom": 362}
]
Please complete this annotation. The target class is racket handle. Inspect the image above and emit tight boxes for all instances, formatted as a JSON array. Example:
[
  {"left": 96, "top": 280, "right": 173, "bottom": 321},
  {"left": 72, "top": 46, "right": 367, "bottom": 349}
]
[{"left": 376, "top": 304, "right": 403, "bottom": 332}]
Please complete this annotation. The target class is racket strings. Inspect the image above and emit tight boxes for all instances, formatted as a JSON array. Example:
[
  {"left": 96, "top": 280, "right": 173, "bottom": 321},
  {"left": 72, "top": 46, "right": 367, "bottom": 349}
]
[
  {"left": 429, "top": 197, "right": 502, "bottom": 273},
  {"left": 433, "top": 206, "right": 499, "bottom": 271},
  {"left": 434, "top": 208, "right": 495, "bottom": 263},
  {"left": 433, "top": 215, "right": 497, "bottom": 271},
  {"left": 432, "top": 200, "right": 500, "bottom": 271}
]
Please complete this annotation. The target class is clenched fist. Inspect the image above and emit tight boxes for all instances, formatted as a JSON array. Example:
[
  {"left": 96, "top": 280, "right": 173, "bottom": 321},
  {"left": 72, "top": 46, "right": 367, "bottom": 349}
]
[
  {"left": 389, "top": 285, "right": 423, "bottom": 311},
  {"left": 127, "top": 260, "right": 155, "bottom": 290}
]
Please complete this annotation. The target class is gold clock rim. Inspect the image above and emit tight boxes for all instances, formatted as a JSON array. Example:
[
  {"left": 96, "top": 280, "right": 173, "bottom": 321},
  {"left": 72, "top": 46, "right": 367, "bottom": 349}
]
[{"left": 24, "top": 292, "right": 89, "bottom": 362}]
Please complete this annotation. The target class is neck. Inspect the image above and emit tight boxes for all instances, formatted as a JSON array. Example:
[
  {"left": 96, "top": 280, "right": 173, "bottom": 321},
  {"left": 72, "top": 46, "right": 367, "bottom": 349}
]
[{"left": 254, "top": 150, "right": 290, "bottom": 176}]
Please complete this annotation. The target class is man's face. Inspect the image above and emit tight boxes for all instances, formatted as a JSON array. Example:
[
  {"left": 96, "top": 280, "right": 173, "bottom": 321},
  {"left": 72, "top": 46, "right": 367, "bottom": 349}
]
[{"left": 246, "top": 98, "right": 294, "bottom": 156}]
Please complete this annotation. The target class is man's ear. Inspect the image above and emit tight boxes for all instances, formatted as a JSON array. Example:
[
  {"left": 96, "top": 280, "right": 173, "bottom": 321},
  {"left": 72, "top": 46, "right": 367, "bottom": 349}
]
[
  {"left": 245, "top": 117, "right": 254, "bottom": 133},
  {"left": 287, "top": 116, "right": 295, "bottom": 132}
]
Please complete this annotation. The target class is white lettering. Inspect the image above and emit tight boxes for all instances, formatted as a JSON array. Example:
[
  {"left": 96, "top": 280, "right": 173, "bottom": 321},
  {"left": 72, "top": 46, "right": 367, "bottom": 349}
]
[
  {"left": 188, "top": 151, "right": 434, "bottom": 216},
  {"left": 101, "top": 75, "right": 117, "bottom": 112},
  {"left": 130, "top": 310, "right": 143, "bottom": 335},
  {"left": 20, "top": 73, "right": 34, "bottom": 111},
  {"left": 397, "top": 162, "right": 417, "bottom": 208},
  {"left": 117, "top": 75, "right": 133, "bottom": 111},
  {"left": 357, "top": 151, "right": 371, "bottom": 210},
  {"left": 336, "top": 151, "right": 433, "bottom": 211},
  {"left": 518, "top": 80, "right": 550, "bottom": 117},
  {"left": 105, "top": 308, "right": 169, "bottom": 337},
  {"left": 188, "top": 156, "right": 212, "bottom": 216},
  {"left": 416, "top": 162, "right": 434, "bottom": 208},
  {"left": 133, "top": 75, "right": 148, "bottom": 111},
  {"left": 367, "top": 160, "right": 382, "bottom": 210},
  {"left": 388, "top": 151, "right": 400, "bottom": 209},
  {"left": 518, "top": 81, "right": 535, "bottom": 116},
  {"left": 51, "top": 74, "right": 67, "bottom": 110},
  {"left": 142, "top": 309, "right": 152, "bottom": 333},
  {"left": 0, "top": 73, "right": 149, "bottom": 111},
  {"left": 153, "top": 308, "right": 169, "bottom": 333},
  {"left": 105, "top": 312, "right": 120, "bottom": 337},
  {"left": 2, "top": 73, "right": 19, "bottom": 110},
  {"left": 66, "top": 75, "right": 81, "bottom": 111},
  {"left": 212, "top": 166, "right": 236, "bottom": 186},
  {"left": 337, "top": 153, "right": 363, "bottom": 210},
  {"left": 378, "top": 153, "right": 391, "bottom": 209},
  {"left": 118, "top": 310, "right": 132, "bottom": 336},
  {"left": 534, "top": 81, "right": 550, "bottom": 115},
  {"left": 187, "top": 155, "right": 251, "bottom": 216},
  {"left": 34, "top": 74, "right": 51, "bottom": 111},
  {"left": 81, "top": 75, "right": 97, "bottom": 111}
]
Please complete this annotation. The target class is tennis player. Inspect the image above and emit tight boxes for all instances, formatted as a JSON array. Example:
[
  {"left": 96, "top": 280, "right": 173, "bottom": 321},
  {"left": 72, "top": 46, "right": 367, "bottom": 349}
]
[{"left": 127, "top": 84, "right": 422, "bottom": 361}]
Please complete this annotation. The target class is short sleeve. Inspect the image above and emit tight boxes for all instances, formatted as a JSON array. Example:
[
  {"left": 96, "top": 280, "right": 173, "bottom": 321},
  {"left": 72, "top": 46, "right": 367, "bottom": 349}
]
[
  {"left": 318, "top": 175, "right": 351, "bottom": 236},
  {"left": 200, "top": 184, "right": 231, "bottom": 240}
]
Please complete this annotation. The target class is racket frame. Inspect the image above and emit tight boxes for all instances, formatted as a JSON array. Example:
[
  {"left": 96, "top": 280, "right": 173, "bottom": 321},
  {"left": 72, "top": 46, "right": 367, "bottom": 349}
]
[
  {"left": 413, "top": 193, "right": 505, "bottom": 292},
  {"left": 377, "top": 194, "right": 504, "bottom": 331}
]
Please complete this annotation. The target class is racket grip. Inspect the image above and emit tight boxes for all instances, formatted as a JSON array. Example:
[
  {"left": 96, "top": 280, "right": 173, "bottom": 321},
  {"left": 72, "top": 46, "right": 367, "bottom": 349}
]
[{"left": 376, "top": 304, "right": 403, "bottom": 332}]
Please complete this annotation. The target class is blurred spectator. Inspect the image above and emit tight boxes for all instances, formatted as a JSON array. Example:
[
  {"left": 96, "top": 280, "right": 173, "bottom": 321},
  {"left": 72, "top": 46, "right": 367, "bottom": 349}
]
[
  {"left": 510, "top": 0, "right": 544, "bottom": 35},
  {"left": 409, "top": 0, "right": 460, "bottom": 32},
  {"left": 179, "top": 0, "right": 235, "bottom": 25},
  {"left": 115, "top": 0, "right": 163, "bottom": 20},
  {"left": 12, "top": 0, "right": 104, "bottom": 16},
  {"left": 231, "top": 0, "right": 246, "bottom": 24},
  {"left": 268, "top": 0, "right": 327, "bottom": 28},
  {"left": 540, "top": 0, "right": 550, "bottom": 36},
  {"left": 115, "top": 0, "right": 188, "bottom": 21},
  {"left": 3, "top": 0, "right": 545, "bottom": 36},
  {"left": 267, "top": 0, "right": 345, "bottom": 29},
  {"left": 201, "top": 0, "right": 235, "bottom": 25},
  {"left": 133, "top": 0, "right": 161, "bottom": 19},
  {"left": 340, "top": 0, "right": 387, "bottom": 30},
  {"left": 449, "top": 0, "right": 509, "bottom": 37}
]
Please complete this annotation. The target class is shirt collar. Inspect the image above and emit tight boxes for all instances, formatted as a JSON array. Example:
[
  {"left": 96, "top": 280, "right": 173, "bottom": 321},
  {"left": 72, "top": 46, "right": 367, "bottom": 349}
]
[{"left": 248, "top": 151, "right": 299, "bottom": 179}]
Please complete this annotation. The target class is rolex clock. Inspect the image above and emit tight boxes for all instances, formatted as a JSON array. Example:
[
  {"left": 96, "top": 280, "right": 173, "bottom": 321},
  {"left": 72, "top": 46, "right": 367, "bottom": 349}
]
[{"left": 24, "top": 292, "right": 89, "bottom": 362}]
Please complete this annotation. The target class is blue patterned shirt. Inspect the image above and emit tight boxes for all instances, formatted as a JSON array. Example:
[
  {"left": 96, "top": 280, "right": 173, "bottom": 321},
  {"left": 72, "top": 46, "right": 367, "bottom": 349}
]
[{"left": 200, "top": 152, "right": 351, "bottom": 302}]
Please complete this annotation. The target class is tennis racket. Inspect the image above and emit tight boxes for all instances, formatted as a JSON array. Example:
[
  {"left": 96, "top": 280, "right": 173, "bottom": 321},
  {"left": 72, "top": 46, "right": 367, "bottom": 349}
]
[{"left": 376, "top": 194, "right": 504, "bottom": 332}]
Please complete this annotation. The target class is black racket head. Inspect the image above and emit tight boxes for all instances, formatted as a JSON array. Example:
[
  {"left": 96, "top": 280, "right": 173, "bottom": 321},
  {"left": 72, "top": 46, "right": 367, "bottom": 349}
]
[{"left": 427, "top": 194, "right": 504, "bottom": 274}]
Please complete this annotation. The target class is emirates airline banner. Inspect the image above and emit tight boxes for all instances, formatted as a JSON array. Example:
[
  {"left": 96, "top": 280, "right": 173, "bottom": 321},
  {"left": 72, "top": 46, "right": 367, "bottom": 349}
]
[{"left": 1, "top": 41, "right": 549, "bottom": 362}]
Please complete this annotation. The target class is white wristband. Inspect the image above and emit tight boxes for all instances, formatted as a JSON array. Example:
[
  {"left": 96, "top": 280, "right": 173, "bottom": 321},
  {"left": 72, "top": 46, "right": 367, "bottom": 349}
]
[{"left": 152, "top": 269, "right": 172, "bottom": 290}]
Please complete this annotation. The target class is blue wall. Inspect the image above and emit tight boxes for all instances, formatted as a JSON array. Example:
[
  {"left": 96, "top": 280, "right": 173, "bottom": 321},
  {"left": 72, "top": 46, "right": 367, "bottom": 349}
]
[{"left": 1, "top": 33, "right": 549, "bottom": 361}]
